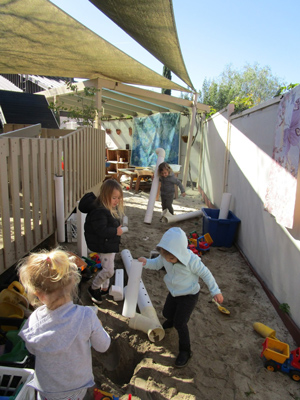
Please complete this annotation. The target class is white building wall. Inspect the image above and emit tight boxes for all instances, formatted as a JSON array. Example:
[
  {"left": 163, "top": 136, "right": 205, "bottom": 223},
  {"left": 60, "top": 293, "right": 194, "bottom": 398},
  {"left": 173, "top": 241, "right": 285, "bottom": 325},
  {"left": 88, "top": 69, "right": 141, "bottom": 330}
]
[{"left": 199, "top": 98, "right": 300, "bottom": 330}]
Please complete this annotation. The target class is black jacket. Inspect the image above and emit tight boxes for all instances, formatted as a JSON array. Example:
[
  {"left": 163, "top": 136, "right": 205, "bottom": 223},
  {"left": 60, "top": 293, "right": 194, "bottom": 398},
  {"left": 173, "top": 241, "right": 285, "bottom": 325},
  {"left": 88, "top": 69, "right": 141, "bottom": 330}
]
[{"left": 78, "top": 192, "right": 121, "bottom": 253}]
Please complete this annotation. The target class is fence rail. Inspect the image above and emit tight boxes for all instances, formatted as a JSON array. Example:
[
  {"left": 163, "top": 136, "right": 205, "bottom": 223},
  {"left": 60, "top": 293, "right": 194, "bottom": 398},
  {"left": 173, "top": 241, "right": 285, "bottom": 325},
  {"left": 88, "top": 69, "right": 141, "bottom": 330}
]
[{"left": 0, "top": 125, "right": 105, "bottom": 273}]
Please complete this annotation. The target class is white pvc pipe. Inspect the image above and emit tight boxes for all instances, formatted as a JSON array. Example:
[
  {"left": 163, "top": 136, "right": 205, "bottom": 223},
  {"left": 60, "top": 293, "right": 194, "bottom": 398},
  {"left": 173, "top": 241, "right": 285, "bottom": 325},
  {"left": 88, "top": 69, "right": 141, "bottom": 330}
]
[
  {"left": 54, "top": 175, "right": 65, "bottom": 242},
  {"left": 144, "top": 148, "right": 165, "bottom": 224},
  {"left": 123, "top": 215, "right": 128, "bottom": 227},
  {"left": 128, "top": 312, "right": 165, "bottom": 342},
  {"left": 219, "top": 193, "right": 232, "bottom": 219},
  {"left": 122, "top": 260, "right": 143, "bottom": 318},
  {"left": 121, "top": 226, "right": 128, "bottom": 233},
  {"left": 76, "top": 202, "right": 87, "bottom": 258},
  {"left": 121, "top": 249, "right": 165, "bottom": 341},
  {"left": 109, "top": 269, "right": 124, "bottom": 301},
  {"left": 162, "top": 208, "right": 203, "bottom": 223}
]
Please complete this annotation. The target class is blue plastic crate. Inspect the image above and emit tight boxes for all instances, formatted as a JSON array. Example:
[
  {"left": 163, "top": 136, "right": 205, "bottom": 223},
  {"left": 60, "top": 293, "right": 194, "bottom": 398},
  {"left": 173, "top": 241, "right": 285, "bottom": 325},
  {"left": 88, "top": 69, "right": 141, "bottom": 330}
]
[{"left": 202, "top": 208, "right": 241, "bottom": 247}]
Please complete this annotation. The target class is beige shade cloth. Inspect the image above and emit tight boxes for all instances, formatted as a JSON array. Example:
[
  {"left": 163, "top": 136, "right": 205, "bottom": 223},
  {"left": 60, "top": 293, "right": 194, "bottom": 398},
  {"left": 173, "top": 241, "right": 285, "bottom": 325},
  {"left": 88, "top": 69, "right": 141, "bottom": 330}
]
[
  {"left": 0, "top": 0, "right": 189, "bottom": 92},
  {"left": 90, "top": 0, "right": 195, "bottom": 90}
]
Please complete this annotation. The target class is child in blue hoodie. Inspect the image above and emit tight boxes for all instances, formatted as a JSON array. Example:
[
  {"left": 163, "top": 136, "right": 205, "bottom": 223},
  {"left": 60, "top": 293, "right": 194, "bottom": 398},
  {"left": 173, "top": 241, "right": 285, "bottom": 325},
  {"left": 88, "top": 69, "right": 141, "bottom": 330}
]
[
  {"left": 18, "top": 248, "right": 111, "bottom": 400},
  {"left": 138, "top": 227, "right": 224, "bottom": 368}
]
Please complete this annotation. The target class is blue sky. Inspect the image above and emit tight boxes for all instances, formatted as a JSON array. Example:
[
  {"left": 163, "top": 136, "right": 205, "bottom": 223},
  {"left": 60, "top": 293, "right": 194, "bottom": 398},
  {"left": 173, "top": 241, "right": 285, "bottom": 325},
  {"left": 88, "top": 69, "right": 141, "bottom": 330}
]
[{"left": 50, "top": 0, "right": 299, "bottom": 93}]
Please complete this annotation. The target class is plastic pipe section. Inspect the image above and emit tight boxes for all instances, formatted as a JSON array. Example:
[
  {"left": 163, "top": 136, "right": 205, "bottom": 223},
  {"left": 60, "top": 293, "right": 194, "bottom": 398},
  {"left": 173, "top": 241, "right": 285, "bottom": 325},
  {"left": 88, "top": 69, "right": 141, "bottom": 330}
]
[
  {"left": 122, "top": 260, "right": 143, "bottom": 318},
  {"left": 144, "top": 148, "right": 165, "bottom": 224},
  {"left": 54, "top": 175, "right": 65, "bottom": 242},
  {"left": 219, "top": 193, "right": 232, "bottom": 219},
  {"left": 162, "top": 208, "right": 203, "bottom": 223},
  {"left": 76, "top": 201, "right": 87, "bottom": 258},
  {"left": 109, "top": 269, "right": 124, "bottom": 301},
  {"left": 121, "top": 249, "right": 165, "bottom": 342}
]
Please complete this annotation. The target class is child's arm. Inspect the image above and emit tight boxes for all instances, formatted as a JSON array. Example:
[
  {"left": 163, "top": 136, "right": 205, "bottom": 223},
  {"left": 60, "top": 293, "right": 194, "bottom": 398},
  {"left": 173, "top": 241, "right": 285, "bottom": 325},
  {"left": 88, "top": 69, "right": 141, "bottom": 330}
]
[
  {"left": 173, "top": 177, "right": 186, "bottom": 196},
  {"left": 191, "top": 256, "right": 223, "bottom": 301},
  {"left": 137, "top": 256, "right": 164, "bottom": 270}
]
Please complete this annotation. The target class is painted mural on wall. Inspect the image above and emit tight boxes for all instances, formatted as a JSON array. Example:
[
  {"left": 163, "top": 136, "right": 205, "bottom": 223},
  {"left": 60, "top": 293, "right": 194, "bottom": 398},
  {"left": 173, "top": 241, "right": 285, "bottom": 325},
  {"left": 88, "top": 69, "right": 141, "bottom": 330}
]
[
  {"left": 131, "top": 113, "right": 180, "bottom": 167},
  {"left": 265, "top": 85, "right": 300, "bottom": 228}
]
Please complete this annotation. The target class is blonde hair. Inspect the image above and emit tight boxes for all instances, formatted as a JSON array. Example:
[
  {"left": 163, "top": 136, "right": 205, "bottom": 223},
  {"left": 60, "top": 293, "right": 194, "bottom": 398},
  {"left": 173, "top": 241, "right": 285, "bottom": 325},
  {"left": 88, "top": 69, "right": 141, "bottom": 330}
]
[
  {"left": 158, "top": 162, "right": 173, "bottom": 175},
  {"left": 18, "top": 248, "right": 81, "bottom": 309},
  {"left": 98, "top": 179, "right": 124, "bottom": 218}
]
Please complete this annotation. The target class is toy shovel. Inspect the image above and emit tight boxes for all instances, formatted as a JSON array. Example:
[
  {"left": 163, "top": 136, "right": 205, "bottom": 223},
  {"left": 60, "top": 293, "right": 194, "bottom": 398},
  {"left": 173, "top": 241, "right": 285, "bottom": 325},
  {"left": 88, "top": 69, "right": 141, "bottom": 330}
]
[{"left": 212, "top": 298, "right": 230, "bottom": 315}]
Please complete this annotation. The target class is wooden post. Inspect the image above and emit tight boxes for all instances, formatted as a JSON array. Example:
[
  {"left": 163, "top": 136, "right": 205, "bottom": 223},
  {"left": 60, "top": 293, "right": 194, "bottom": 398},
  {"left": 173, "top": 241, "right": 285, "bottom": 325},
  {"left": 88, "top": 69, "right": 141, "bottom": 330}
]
[
  {"left": 182, "top": 92, "right": 198, "bottom": 188},
  {"left": 94, "top": 78, "right": 103, "bottom": 129}
]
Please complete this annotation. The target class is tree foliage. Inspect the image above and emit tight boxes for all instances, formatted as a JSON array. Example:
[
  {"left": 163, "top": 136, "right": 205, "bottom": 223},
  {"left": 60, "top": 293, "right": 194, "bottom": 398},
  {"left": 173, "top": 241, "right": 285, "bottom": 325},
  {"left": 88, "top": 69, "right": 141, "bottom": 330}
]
[
  {"left": 162, "top": 65, "right": 172, "bottom": 96},
  {"left": 49, "top": 82, "right": 100, "bottom": 127},
  {"left": 198, "top": 63, "right": 286, "bottom": 115}
]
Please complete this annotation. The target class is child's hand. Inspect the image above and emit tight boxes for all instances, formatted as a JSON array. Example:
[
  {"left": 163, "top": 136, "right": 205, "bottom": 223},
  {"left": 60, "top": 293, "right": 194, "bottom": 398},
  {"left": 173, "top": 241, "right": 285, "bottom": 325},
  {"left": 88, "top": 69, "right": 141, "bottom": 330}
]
[
  {"left": 181, "top": 192, "right": 186, "bottom": 197},
  {"left": 117, "top": 225, "right": 123, "bottom": 236},
  {"left": 138, "top": 257, "right": 147, "bottom": 266},
  {"left": 214, "top": 293, "right": 224, "bottom": 304}
]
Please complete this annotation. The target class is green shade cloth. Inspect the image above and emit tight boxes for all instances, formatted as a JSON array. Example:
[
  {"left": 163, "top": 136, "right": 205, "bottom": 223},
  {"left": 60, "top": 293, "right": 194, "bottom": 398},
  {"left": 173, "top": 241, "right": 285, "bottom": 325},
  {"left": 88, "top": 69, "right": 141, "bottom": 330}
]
[
  {"left": 0, "top": 0, "right": 188, "bottom": 92},
  {"left": 90, "top": 0, "right": 195, "bottom": 90}
]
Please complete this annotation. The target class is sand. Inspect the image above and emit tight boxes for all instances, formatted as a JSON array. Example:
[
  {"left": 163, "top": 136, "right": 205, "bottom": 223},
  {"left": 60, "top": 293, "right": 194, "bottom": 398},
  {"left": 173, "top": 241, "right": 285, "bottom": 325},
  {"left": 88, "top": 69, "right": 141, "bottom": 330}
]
[{"left": 76, "top": 186, "right": 299, "bottom": 400}]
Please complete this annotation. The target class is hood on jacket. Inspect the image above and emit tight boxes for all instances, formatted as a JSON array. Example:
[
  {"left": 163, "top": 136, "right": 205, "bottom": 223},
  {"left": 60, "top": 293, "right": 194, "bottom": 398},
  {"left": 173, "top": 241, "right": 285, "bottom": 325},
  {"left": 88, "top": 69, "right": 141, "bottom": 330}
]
[
  {"left": 157, "top": 227, "right": 190, "bottom": 265},
  {"left": 78, "top": 192, "right": 97, "bottom": 214},
  {"left": 19, "top": 302, "right": 87, "bottom": 353}
]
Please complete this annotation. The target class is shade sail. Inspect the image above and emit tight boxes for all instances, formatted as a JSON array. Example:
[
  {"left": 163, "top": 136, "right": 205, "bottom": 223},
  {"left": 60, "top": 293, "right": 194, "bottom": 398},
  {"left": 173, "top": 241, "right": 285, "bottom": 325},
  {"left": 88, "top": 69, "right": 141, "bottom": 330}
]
[
  {"left": 0, "top": 0, "right": 189, "bottom": 92},
  {"left": 90, "top": 0, "right": 195, "bottom": 90}
]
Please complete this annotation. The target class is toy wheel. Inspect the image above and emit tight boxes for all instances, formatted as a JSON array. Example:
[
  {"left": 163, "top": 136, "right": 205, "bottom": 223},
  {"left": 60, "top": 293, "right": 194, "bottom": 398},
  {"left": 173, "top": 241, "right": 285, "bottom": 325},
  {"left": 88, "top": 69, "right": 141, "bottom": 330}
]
[
  {"left": 289, "top": 370, "right": 300, "bottom": 382},
  {"left": 264, "top": 360, "right": 277, "bottom": 372}
]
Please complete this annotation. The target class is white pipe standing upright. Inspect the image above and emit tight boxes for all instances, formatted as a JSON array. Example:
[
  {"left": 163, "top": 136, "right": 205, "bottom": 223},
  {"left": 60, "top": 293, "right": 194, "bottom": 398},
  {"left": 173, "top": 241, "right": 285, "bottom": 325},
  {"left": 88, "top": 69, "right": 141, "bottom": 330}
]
[
  {"left": 122, "top": 260, "right": 143, "bottom": 318},
  {"left": 77, "top": 202, "right": 87, "bottom": 258},
  {"left": 121, "top": 249, "right": 165, "bottom": 342},
  {"left": 54, "top": 175, "right": 65, "bottom": 242},
  {"left": 144, "top": 148, "right": 165, "bottom": 224},
  {"left": 162, "top": 208, "right": 203, "bottom": 223},
  {"left": 219, "top": 193, "right": 232, "bottom": 219}
]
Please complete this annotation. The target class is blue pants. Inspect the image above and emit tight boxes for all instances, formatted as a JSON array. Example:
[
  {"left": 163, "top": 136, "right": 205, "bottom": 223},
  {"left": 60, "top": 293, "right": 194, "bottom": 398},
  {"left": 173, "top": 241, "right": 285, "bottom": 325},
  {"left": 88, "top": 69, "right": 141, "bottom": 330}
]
[{"left": 163, "top": 291, "right": 199, "bottom": 352}]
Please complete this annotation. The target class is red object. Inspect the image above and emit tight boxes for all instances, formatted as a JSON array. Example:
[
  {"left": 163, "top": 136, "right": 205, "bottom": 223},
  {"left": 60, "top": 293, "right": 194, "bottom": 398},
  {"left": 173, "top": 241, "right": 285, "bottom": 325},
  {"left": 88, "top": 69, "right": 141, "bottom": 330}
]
[{"left": 192, "top": 233, "right": 198, "bottom": 239}]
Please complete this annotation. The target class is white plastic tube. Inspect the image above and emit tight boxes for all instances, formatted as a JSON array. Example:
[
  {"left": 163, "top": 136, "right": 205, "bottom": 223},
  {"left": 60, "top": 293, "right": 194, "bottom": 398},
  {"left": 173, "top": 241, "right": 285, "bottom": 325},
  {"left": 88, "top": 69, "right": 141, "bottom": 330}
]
[
  {"left": 121, "top": 249, "right": 165, "bottom": 341},
  {"left": 122, "top": 260, "right": 143, "bottom": 318},
  {"left": 54, "top": 175, "right": 65, "bottom": 242},
  {"left": 219, "top": 193, "right": 232, "bottom": 219},
  {"left": 128, "top": 312, "right": 165, "bottom": 342},
  {"left": 109, "top": 269, "right": 124, "bottom": 301},
  {"left": 144, "top": 148, "right": 165, "bottom": 224},
  {"left": 162, "top": 208, "right": 203, "bottom": 223},
  {"left": 76, "top": 201, "right": 87, "bottom": 257}
]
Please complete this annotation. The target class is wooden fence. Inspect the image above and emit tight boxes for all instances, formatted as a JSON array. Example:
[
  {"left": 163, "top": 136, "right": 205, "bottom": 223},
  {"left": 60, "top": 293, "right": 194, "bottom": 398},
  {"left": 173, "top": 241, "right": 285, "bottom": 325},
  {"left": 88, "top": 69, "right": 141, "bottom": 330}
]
[{"left": 0, "top": 125, "right": 105, "bottom": 273}]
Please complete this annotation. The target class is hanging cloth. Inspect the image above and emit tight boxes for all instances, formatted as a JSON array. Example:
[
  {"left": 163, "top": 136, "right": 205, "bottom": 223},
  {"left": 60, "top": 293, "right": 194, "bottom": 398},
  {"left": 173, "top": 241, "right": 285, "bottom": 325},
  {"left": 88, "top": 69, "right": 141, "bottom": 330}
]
[{"left": 265, "top": 85, "right": 300, "bottom": 228}]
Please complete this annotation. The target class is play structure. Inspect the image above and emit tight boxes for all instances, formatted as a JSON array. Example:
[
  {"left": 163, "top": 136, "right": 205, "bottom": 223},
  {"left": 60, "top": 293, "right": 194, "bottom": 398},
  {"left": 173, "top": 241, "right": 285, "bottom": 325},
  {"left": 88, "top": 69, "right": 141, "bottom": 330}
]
[{"left": 121, "top": 249, "right": 165, "bottom": 342}]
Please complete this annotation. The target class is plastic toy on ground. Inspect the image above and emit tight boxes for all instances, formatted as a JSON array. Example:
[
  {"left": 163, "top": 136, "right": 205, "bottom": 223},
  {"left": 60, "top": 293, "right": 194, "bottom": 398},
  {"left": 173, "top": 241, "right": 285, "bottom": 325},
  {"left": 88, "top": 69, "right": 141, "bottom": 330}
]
[
  {"left": 261, "top": 337, "right": 300, "bottom": 382},
  {"left": 253, "top": 322, "right": 278, "bottom": 340},
  {"left": 94, "top": 388, "right": 119, "bottom": 399}
]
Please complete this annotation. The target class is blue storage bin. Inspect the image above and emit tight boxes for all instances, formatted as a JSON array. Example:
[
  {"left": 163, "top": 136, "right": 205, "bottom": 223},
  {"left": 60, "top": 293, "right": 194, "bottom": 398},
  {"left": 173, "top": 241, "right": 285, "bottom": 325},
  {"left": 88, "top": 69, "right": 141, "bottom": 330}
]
[{"left": 202, "top": 208, "right": 241, "bottom": 247}]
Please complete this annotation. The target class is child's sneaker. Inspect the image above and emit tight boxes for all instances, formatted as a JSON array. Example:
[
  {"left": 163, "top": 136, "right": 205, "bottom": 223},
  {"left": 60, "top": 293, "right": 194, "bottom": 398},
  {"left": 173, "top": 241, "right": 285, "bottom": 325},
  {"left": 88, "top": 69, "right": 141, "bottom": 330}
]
[
  {"left": 88, "top": 287, "right": 102, "bottom": 304},
  {"left": 175, "top": 351, "right": 192, "bottom": 368},
  {"left": 100, "top": 288, "right": 109, "bottom": 297}
]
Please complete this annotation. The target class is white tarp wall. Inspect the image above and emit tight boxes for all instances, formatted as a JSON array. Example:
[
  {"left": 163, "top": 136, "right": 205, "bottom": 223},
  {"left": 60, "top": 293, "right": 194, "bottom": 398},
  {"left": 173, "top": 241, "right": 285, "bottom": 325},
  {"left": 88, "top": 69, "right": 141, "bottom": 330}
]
[{"left": 199, "top": 97, "right": 300, "bottom": 331}]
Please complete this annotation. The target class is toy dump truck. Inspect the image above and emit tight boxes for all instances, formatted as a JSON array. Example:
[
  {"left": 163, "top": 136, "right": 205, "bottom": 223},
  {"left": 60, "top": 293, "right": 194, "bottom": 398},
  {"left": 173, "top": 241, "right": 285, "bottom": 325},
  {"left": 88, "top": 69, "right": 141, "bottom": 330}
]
[{"left": 261, "top": 337, "right": 300, "bottom": 382}]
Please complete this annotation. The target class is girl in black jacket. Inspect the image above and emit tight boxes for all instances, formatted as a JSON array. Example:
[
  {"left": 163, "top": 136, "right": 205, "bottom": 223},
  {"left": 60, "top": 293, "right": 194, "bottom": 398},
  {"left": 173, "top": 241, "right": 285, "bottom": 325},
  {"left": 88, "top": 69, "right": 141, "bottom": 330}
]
[{"left": 79, "top": 179, "right": 125, "bottom": 304}]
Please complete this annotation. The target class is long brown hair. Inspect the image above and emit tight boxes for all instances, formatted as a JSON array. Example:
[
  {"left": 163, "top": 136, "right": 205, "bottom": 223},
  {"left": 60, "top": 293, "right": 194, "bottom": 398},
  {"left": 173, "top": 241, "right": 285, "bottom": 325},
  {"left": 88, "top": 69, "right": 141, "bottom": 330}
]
[{"left": 98, "top": 179, "right": 124, "bottom": 218}]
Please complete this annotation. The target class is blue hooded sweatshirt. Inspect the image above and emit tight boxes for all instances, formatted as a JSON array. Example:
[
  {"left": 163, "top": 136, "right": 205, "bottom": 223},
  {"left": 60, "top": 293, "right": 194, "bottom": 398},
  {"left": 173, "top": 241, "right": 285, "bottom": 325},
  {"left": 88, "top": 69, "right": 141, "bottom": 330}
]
[
  {"left": 144, "top": 227, "right": 221, "bottom": 297},
  {"left": 19, "top": 302, "right": 111, "bottom": 399}
]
